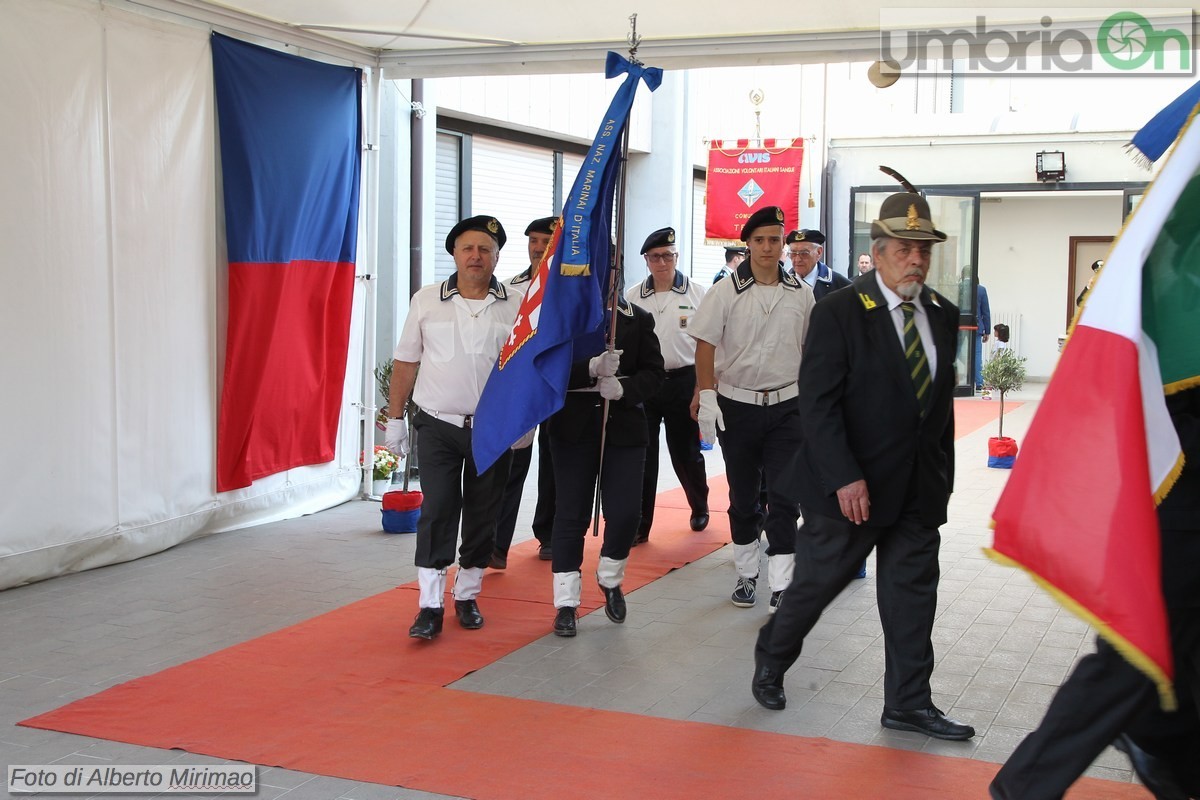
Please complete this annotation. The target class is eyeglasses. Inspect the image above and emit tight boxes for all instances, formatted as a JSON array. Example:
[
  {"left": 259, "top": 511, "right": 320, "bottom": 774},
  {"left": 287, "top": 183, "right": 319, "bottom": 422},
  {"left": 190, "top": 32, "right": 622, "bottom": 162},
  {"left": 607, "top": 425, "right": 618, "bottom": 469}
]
[
  {"left": 788, "top": 249, "right": 818, "bottom": 259},
  {"left": 646, "top": 252, "right": 679, "bottom": 264}
]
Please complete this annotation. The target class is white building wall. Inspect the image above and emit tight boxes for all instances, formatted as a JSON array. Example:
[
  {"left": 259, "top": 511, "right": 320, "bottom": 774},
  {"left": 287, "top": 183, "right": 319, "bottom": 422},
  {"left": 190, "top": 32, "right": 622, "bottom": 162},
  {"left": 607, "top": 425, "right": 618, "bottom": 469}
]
[
  {"left": 977, "top": 194, "right": 1123, "bottom": 381},
  {"left": 626, "top": 71, "right": 691, "bottom": 289},
  {"left": 430, "top": 72, "right": 652, "bottom": 153},
  {"left": 826, "top": 135, "right": 1150, "bottom": 271}
]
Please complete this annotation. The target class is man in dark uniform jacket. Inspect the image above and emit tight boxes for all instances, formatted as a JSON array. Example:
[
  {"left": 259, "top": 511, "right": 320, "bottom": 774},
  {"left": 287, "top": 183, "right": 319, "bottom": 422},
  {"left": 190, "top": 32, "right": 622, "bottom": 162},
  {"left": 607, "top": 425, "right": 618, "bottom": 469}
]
[
  {"left": 787, "top": 227, "right": 867, "bottom": 580},
  {"left": 492, "top": 216, "right": 558, "bottom": 566},
  {"left": 713, "top": 245, "right": 746, "bottom": 283},
  {"left": 991, "top": 385, "right": 1200, "bottom": 799},
  {"left": 752, "top": 192, "right": 976, "bottom": 742},
  {"left": 547, "top": 298, "right": 665, "bottom": 636},
  {"left": 785, "top": 229, "right": 852, "bottom": 301}
]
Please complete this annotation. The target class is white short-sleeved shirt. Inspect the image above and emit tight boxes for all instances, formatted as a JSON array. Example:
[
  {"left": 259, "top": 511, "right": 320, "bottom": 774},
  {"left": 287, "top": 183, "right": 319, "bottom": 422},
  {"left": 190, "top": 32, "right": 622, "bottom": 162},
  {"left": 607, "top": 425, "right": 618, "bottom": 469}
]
[
  {"left": 393, "top": 274, "right": 519, "bottom": 415},
  {"left": 875, "top": 271, "right": 939, "bottom": 380},
  {"left": 626, "top": 271, "right": 705, "bottom": 370},
  {"left": 507, "top": 265, "right": 535, "bottom": 296},
  {"left": 688, "top": 263, "right": 815, "bottom": 391}
]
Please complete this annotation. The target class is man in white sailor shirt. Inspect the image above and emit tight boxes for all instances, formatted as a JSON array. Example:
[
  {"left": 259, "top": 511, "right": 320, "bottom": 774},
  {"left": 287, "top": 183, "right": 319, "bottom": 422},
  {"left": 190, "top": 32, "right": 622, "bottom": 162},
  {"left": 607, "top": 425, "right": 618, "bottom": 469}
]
[
  {"left": 688, "top": 205, "right": 815, "bottom": 613},
  {"left": 386, "top": 215, "right": 519, "bottom": 641},
  {"left": 626, "top": 225, "right": 710, "bottom": 543}
]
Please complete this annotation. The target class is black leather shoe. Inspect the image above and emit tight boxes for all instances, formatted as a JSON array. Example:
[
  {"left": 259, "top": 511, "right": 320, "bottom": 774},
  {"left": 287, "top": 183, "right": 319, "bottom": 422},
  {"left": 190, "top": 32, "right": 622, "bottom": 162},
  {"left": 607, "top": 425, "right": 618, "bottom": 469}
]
[
  {"left": 1114, "top": 734, "right": 1190, "bottom": 800},
  {"left": 488, "top": 551, "right": 507, "bottom": 570},
  {"left": 632, "top": 528, "right": 650, "bottom": 546},
  {"left": 454, "top": 599, "right": 484, "bottom": 630},
  {"left": 881, "top": 707, "right": 975, "bottom": 740},
  {"left": 408, "top": 607, "right": 444, "bottom": 640},
  {"left": 752, "top": 660, "right": 786, "bottom": 710},
  {"left": 538, "top": 544, "right": 553, "bottom": 561},
  {"left": 689, "top": 512, "right": 710, "bottom": 531},
  {"left": 553, "top": 607, "right": 577, "bottom": 637},
  {"left": 599, "top": 582, "right": 626, "bottom": 623}
]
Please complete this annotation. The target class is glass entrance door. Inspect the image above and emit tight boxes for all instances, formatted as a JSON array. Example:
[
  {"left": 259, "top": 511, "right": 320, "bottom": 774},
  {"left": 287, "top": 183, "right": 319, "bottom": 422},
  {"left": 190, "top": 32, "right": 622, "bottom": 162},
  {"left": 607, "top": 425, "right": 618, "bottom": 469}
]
[
  {"left": 923, "top": 191, "right": 980, "bottom": 396},
  {"left": 849, "top": 189, "right": 980, "bottom": 396}
]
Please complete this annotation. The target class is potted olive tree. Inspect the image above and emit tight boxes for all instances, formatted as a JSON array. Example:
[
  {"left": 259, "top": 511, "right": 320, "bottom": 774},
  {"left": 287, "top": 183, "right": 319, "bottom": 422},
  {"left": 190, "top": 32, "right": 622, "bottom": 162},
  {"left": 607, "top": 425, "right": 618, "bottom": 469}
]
[{"left": 981, "top": 349, "right": 1027, "bottom": 468}]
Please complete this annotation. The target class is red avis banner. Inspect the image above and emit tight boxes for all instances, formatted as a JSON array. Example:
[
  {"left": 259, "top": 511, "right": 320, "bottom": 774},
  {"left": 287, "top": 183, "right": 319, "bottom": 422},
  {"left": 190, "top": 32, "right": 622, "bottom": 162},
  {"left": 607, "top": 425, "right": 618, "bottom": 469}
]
[{"left": 704, "top": 138, "right": 804, "bottom": 243}]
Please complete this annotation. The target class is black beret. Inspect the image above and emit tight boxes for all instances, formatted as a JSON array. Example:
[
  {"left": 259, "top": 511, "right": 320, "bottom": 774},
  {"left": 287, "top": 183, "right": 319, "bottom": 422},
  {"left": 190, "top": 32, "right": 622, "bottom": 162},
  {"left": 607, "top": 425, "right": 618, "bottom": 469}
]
[
  {"left": 640, "top": 226, "right": 676, "bottom": 255},
  {"left": 524, "top": 216, "right": 558, "bottom": 236},
  {"left": 445, "top": 215, "right": 507, "bottom": 254},
  {"left": 740, "top": 206, "right": 786, "bottom": 242},
  {"left": 786, "top": 229, "right": 825, "bottom": 246},
  {"left": 724, "top": 246, "right": 747, "bottom": 260}
]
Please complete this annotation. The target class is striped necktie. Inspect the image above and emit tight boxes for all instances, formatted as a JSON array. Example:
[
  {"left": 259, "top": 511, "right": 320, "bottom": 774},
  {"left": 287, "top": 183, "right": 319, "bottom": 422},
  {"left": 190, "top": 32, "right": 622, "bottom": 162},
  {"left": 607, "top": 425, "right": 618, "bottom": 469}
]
[{"left": 901, "top": 301, "right": 932, "bottom": 415}]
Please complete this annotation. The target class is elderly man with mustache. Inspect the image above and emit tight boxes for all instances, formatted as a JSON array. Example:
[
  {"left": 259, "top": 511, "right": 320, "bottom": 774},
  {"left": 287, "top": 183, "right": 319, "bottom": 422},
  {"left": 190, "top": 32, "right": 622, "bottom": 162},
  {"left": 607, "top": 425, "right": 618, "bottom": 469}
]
[{"left": 750, "top": 192, "right": 975, "bottom": 742}]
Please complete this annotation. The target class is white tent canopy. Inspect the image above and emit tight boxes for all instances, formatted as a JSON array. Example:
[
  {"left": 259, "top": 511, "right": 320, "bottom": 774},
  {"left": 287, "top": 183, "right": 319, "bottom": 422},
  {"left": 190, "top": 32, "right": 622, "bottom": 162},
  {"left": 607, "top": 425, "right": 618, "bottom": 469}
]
[
  {"left": 0, "top": 0, "right": 1154, "bottom": 589},
  {"left": 129, "top": 0, "right": 1136, "bottom": 75}
]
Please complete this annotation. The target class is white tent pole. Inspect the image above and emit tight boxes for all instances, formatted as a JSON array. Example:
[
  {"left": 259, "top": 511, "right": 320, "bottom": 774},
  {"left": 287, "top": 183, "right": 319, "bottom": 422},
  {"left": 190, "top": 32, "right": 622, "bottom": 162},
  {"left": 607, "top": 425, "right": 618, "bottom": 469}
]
[{"left": 360, "top": 67, "right": 383, "bottom": 498}]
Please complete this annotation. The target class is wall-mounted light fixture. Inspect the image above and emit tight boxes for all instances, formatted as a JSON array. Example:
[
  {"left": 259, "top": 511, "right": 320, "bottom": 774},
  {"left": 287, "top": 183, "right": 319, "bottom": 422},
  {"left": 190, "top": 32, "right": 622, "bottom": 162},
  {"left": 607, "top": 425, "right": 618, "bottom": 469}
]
[{"left": 1036, "top": 150, "right": 1066, "bottom": 183}]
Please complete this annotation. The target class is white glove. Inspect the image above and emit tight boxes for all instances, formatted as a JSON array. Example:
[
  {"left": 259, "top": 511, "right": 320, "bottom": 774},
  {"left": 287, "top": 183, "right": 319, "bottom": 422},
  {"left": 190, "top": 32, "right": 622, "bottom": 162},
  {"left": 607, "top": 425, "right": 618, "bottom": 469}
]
[
  {"left": 697, "top": 389, "right": 724, "bottom": 445},
  {"left": 384, "top": 418, "right": 409, "bottom": 457},
  {"left": 588, "top": 349, "right": 622, "bottom": 378},
  {"left": 598, "top": 376, "right": 624, "bottom": 401},
  {"left": 511, "top": 428, "right": 536, "bottom": 450}
]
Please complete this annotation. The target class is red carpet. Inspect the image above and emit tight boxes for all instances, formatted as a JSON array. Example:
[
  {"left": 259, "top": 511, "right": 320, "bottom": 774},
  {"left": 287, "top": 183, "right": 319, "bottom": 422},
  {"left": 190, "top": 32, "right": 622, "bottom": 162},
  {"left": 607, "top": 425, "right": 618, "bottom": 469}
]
[
  {"left": 24, "top": 395, "right": 1141, "bottom": 800},
  {"left": 955, "top": 397, "right": 1023, "bottom": 438}
]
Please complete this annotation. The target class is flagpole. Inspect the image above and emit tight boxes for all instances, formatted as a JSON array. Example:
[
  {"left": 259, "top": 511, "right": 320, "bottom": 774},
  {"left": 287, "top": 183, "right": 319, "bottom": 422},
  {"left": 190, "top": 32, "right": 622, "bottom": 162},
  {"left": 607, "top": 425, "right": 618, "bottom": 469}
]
[{"left": 590, "top": 15, "right": 642, "bottom": 537}]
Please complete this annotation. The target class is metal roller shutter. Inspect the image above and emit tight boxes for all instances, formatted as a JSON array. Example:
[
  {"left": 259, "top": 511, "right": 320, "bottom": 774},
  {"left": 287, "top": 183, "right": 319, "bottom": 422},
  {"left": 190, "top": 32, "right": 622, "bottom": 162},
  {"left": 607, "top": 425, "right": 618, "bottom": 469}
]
[
  {"left": 434, "top": 132, "right": 462, "bottom": 282},
  {"left": 470, "top": 135, "right": 555, "bottom": 281},
  {"left": 559, "top": 152, "right": 585, "bottom": 209}
]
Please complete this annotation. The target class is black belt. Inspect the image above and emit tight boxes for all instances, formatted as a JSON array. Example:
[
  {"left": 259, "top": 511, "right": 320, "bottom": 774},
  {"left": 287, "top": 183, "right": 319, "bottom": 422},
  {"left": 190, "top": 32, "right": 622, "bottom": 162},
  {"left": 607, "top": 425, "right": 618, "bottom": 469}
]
[{"left": 664, "top": 365, "right": 695, "bottom": 377}]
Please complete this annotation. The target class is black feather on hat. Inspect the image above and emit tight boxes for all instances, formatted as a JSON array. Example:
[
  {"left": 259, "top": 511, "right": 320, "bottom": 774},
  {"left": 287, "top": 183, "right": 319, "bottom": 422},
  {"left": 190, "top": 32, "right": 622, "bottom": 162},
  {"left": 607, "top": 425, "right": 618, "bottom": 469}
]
[
  {"left": 640, "top": 226, "right": 676, "bottom": 255},
  {"left": 740, "top": 206, "right": 786, "bottom": 242},
  {"left": 446, "top": 215, "right": 507, "bottom": 254}
]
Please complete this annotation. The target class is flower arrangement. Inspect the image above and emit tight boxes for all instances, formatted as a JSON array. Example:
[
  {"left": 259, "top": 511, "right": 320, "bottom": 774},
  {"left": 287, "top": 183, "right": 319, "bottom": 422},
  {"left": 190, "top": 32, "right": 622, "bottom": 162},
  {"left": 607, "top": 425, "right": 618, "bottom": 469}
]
[{"left": 371, "top": 445, "right": 399, "bottom": 481}]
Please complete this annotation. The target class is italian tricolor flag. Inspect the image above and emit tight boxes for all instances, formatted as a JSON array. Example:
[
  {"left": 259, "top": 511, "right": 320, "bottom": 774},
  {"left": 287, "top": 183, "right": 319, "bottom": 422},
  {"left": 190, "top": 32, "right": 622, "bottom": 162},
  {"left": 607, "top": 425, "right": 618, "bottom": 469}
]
[{"left": 987, "top": 106, "right": 1200, "bottom": 710}]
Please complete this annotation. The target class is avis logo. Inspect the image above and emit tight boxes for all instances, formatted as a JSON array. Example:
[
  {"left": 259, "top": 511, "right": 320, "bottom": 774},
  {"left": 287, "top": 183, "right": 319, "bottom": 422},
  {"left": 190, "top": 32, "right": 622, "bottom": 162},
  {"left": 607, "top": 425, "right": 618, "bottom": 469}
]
[{"left": 738, "top": 153, "right": 772, "bottom": 164}]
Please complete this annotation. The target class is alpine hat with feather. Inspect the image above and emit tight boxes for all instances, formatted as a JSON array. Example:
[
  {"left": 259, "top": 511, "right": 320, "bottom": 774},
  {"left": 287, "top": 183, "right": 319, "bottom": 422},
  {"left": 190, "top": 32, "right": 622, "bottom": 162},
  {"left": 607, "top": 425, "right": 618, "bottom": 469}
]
[{"left": 871, "top": 166, "right": 947, "bottom": 242}]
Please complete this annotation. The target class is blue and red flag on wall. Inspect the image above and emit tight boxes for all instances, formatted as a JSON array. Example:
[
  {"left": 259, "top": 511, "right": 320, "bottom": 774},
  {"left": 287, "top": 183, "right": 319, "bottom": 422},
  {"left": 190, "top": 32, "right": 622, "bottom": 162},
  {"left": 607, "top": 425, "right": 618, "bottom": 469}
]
[
  {"left": 211, "top": 33, "right": 362, "bottom": 491},
  {"left": 471, "top": 53, "right": 662, "bottom": 473}
]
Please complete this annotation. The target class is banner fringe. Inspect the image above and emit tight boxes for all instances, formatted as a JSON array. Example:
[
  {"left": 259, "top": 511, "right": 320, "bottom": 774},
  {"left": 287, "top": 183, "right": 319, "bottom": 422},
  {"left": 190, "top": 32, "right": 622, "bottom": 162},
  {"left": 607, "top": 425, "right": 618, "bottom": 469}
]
[{"left": 1165, "top": 374, "right": 1200, "bottom": 395}]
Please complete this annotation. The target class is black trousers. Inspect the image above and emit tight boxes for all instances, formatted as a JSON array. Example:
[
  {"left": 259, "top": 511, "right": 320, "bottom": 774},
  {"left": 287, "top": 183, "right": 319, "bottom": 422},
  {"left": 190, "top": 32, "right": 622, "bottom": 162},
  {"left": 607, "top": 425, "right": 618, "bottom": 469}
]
[
  {"left": 550, "top": 435, "right": 645, "bottom": 574},
  {"left": 411, "top": 411, "right": 512, "bottom": 571},
  {"left": 639, "top": 366, "right": 709, "bottom": 535},
  {"left": 493, "top": 425, "right": 556, "bottom": 555},
  {"left": 716, "top": 396, "right": 800, "bottom": 555},
  {"left": 991, "top": 528, "right": 1200, "bottom": 800},
  {"left": 756, "top": 509, "right": 941, "bottom": 709}
]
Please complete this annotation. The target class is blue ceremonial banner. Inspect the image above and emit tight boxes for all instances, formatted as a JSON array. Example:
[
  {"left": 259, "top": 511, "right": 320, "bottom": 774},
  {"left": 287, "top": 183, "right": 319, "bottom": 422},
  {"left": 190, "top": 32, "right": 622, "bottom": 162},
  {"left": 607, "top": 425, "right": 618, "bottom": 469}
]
[
  {"left": 1129, "top": 79, "right": 1200, "bottom": 165},
  {"left": 471, "top": 53, "right": 662, "bottom": 473}
]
